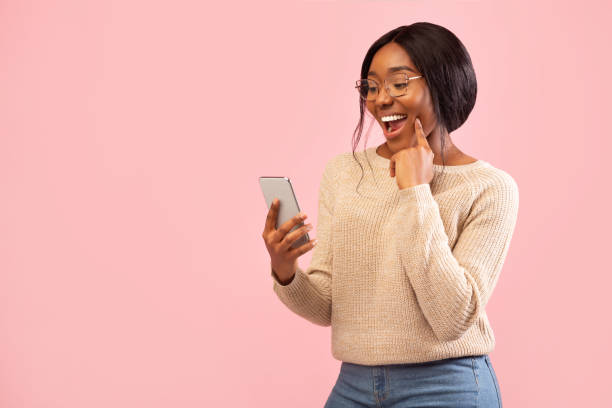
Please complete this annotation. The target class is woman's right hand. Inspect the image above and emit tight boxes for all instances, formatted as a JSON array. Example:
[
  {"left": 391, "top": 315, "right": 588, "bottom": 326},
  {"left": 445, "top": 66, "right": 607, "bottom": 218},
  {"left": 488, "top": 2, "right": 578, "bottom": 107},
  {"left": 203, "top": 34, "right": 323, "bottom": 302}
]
[{"left": 262, "top": 198, "right": 318, "bottom": 284}]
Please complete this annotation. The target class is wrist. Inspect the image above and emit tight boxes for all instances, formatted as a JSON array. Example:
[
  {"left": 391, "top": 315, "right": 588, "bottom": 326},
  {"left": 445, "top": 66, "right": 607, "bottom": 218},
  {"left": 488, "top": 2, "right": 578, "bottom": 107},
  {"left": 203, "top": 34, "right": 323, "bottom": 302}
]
[
  {"left": 273, "top": 269, "right": 295, "bottom": 285},
  {"left": 272, "top": 264, "right": 296, "bottom": 285}
]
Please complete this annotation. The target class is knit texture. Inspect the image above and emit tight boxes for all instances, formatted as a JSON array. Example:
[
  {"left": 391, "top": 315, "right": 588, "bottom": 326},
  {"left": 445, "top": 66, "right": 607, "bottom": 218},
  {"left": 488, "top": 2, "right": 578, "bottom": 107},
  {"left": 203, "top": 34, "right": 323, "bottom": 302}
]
[{"left": 270, "top": 146, "right": 519, "bottom": 365}]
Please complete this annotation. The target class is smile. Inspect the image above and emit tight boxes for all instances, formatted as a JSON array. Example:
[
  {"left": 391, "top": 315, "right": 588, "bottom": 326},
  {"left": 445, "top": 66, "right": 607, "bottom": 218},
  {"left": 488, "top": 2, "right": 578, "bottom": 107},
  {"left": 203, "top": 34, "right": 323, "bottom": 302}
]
[{"left": 381, "top": 116, "right": 408, "bottom": 139}]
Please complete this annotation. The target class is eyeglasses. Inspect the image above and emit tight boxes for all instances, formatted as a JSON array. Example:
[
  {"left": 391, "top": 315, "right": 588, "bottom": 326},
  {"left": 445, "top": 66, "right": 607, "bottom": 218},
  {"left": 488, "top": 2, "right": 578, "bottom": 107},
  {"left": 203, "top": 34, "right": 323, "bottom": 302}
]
[{"left": 355, "top": 73, "right": 423, "bottom": 101}]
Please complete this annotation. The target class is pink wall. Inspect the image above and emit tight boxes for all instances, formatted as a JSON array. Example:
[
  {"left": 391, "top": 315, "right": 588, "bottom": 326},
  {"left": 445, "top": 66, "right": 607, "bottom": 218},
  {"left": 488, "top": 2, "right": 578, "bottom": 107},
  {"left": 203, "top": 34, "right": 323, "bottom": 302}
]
[{"left": 1, "top": 0, "right": 611, "bottom": 406}]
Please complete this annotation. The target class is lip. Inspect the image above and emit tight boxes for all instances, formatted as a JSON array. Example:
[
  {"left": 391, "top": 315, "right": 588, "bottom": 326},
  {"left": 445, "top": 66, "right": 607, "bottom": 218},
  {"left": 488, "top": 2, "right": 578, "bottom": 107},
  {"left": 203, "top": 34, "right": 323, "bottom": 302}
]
[{"left": 381, "top": 116, "right": 409, "bottom": 139}]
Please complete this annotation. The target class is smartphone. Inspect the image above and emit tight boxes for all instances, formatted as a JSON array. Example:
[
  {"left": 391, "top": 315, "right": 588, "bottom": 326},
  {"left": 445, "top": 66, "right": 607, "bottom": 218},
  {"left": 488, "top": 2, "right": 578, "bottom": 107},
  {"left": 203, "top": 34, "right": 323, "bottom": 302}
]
[{"left": 259, "top": 176, "right": 310, "bottom": 249}]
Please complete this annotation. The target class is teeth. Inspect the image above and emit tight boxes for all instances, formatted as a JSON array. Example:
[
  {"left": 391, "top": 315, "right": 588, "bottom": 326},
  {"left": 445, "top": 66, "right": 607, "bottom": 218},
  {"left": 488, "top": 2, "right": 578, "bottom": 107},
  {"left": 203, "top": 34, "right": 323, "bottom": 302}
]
[{"left": 381, "top": 114, "right": 407, "bottom": 122}]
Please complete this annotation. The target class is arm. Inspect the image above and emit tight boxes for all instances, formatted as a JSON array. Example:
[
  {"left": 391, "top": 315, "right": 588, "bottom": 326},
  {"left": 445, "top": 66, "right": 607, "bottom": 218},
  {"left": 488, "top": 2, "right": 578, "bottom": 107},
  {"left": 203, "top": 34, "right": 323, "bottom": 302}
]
[
  {"left": 270, "top": 157, "right": 337, "bottom": 327},
  {"left": 393, "top": 175, "right": 519, "bottom": 341}
]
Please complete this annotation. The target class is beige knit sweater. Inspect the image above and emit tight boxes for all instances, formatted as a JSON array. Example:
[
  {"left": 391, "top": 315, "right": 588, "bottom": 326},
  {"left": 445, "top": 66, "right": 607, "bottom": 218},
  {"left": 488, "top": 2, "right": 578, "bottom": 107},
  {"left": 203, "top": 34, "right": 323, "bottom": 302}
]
[{"left": 270, "top": 146, "right": 519, "bottom": 365}]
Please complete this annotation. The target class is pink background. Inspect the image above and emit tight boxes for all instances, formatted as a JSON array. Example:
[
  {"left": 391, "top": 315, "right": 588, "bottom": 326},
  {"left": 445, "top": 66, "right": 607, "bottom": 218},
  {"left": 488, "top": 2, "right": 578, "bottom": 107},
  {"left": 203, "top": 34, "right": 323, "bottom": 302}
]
[{"left": 1, "top": 0, "right": 611, "bottom": 406}]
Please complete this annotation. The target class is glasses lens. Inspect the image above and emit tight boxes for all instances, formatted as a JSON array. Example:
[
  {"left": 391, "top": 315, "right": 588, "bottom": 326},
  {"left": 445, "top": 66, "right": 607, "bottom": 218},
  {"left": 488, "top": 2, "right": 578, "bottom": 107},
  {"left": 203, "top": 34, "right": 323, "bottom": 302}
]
[
  {"left": 356, "top": 81, "right": 366, "bottom": 99},
  {"left": 388, "top": 73, "right": 409, "bottom": 97},
  {"left": 356, "top": 74, "right": 410, "bottom": 101},
  {"left": 357, "top": 79, "right": 378, "bottom": 101}
]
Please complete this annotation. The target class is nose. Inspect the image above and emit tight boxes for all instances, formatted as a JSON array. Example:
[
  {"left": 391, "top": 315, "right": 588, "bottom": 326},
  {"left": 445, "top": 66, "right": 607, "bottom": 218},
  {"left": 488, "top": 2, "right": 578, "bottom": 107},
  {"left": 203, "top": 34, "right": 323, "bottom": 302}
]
[{"left": 374, "top": 84, "right": 393, "bottom": 106}]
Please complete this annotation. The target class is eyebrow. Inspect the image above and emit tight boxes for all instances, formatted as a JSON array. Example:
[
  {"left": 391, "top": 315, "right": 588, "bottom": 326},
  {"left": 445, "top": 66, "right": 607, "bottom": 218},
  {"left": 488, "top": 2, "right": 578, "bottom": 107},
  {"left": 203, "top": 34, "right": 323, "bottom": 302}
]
[{"left": 368, "top": 65, "right": 416, "bottom": 77}]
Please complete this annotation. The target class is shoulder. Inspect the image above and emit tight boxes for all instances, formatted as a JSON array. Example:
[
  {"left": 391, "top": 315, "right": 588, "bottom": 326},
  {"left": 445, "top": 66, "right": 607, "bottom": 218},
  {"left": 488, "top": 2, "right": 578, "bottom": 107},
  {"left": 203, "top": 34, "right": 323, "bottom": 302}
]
[
  {"left": 470, "top": 162, "right": 518, "bottom": 196},
  {"left": 322, "top": 151, "right": 355, "bottom": 180},
  {"left": 466, "top": 163, "right": 519, "bottom": 214}
]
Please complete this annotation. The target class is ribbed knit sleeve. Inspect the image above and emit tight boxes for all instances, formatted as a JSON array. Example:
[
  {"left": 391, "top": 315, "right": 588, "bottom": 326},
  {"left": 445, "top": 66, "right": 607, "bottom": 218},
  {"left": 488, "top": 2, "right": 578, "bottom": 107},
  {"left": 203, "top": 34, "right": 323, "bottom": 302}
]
[
  {"left": 270, "top": 156, "right": 337, "bottom": 327},
  {"left": 393, "top": 174, "right": 519, "bottom": 342}
]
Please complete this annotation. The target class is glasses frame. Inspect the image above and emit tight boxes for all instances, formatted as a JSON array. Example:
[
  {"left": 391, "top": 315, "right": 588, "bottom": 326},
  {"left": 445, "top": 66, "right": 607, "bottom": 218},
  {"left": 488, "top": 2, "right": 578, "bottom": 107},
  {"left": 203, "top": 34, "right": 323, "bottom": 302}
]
[{"left": 354, "top": 73, "right": 423, "bottom": 101}]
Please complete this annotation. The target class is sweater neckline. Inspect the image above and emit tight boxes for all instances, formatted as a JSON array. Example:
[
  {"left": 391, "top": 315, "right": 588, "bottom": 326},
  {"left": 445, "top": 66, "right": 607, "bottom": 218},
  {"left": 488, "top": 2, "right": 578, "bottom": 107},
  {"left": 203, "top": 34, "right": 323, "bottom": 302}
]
[{"left": 365, "top": 146, "right": 488, "bottom": 173}]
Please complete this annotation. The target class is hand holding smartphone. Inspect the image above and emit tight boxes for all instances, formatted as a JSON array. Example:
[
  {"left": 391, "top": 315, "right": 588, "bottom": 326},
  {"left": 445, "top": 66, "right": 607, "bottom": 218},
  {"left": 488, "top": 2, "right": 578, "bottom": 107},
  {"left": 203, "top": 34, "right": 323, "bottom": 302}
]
[
  {"left": 260, "top": 176, "right": 318, "bottom": 284},
  {"left": 259, "top": 176, "right": 311, "bottom": 248}
]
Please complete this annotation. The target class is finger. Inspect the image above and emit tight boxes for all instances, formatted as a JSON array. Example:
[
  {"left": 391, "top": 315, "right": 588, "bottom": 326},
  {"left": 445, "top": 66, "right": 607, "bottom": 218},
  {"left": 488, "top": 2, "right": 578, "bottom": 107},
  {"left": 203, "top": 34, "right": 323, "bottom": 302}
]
[
  {"left": 274, "top": 212, "right": 307, "bottom": 244},
  {"left": 288, "top": 237, "right": 318, "bottom": 258},
  {"left": 414, "top": 117, "right": 431, "bottom": 148},
  {"left": 264, "top": 197, "right": 279, "bottom": 233},
  {"left": 414, "top": 117, "right": 424, "bottom": 144},
  {"left": 280, "top": 223, "right": 312, "bottom": 251}
]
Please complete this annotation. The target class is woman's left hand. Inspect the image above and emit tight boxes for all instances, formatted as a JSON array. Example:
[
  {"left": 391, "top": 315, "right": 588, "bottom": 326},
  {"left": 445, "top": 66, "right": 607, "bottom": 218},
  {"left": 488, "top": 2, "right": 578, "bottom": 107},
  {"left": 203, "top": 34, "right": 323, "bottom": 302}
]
[{"left": 389, "top": 117, "right": 435, "bottom": 190}]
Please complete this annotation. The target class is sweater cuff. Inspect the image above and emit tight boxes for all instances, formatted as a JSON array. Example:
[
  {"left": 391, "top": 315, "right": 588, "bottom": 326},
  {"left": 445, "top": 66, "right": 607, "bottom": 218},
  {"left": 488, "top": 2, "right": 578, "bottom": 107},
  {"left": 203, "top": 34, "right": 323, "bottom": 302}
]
[
  {"left": 398, "top": 183, "right": 435, "bottom": 207},
  {"left": 271, "top": 265, "right": 301, "bottom": 288}
]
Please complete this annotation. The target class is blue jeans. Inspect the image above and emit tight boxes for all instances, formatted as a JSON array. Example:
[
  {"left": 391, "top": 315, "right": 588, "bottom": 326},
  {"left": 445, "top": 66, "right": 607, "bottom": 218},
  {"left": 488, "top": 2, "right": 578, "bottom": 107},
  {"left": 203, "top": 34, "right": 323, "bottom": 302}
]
[{"left": 324, "top": 354, "right": 502, "bottom": 408}]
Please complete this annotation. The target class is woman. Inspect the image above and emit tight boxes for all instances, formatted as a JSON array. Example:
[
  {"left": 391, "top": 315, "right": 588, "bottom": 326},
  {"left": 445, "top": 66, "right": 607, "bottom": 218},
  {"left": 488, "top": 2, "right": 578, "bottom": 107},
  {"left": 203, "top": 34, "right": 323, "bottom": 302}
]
[{"left": 262, "top": 22, "right": 517, "bottom": 407}]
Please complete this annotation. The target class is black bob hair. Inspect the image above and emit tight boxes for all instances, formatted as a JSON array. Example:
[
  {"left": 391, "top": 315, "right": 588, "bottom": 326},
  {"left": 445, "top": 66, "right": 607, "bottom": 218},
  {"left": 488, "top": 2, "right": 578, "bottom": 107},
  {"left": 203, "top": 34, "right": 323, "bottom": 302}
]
[{"left": 352, "top": 22, "right": 478, "bottom": 189}]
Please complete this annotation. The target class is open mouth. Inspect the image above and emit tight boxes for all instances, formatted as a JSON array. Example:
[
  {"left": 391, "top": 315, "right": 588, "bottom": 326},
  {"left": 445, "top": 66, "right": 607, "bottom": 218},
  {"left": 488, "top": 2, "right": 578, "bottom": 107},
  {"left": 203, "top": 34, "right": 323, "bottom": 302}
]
[
  {"left": 384, "top": 116, "right": 408, "bottom": 133},
  {"left": 381, "top": 114, "right": 408, "bottom": 137}
]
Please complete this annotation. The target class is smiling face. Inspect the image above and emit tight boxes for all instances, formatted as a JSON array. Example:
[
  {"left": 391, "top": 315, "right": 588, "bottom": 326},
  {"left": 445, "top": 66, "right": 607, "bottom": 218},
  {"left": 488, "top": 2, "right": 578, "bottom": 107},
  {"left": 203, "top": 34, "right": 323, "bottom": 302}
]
[{"left": 366, "top": 42, "right": 437, "bottom": 150}]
